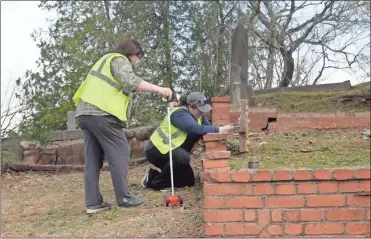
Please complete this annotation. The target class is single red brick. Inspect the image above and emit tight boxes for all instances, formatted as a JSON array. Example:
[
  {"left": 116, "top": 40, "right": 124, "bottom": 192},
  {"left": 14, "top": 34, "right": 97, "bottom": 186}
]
[
  {"left": 204, "top": 170, "right": 230, "bottom": 183},
  {"left": 203, "top": 134, "right": 228, "bottom": 142},
  {"left": 204, "top": 197, "right": 224, "bottom": 209},
  {"left": 339, "top": 181, "right": 359, "bottom": 192},
  {"left": 326, "top": 209, "right": 366, "bottom": 221},
  {"left": 284, "top": 224, "right": 303, "bottom": 235},
  {"left": 354, "top": 168, "right": 371, "bottom": 179},
  {"left": 347, "top": 195, "right": 371, "bottom": 207},
  {"left": 285, "top": 210, "right": 300, "bottom": 222},
  {"left": 297, "top": 182, "right": 317, "bottom": 194},
  {"left": 254, "top": 184, "right": 274, "bottom": 195},
  {"left": 258, "top": 210, "right": 270, "bottom": 227},
  {"left": 276, "top": 183, "right": 296, "bottom": 195},
  {"left": 244, "top": 210, "right": 256, "bottom": 221},
  {"left": 231, "top": 171, "right": 251, "bottom": 182},
  {"left": 313, "top": 169, "right": 332, "bottom": 180},
  {"left": 367, "top": 210, "right": 370, "bottom": 220},
  {"left": 346, "top": 222, "right": 371, "bottom": 235},
  {"left": 359, "top": 180, "right": 370, "bottom": 192},
  {"left": 259, "top": 230, "right": 271, "bottom": 238},
  {"left": 205, "top": 142, "right": 227, "bottom": 152},
  {"left": 203, "top": 159, "right": 229, "bottom": 169},
  {"left": 244, "top": 223, "right": 262, "bottom": 235},
  {"left": 306, "top": 195, "right": 346, "bottom": 207},
  {"left": 224, "top": 197, "right": 263, "bottom": 209},
  {"left": 213, "top": 113, "right": 229, "bottom": 120},
  {"left": 225, "top": 223, "right": 244, "bottom": 235},
  {"left": 204, "top": 151, "right": 231, "bottom": 160},
  {"left": 305, "top": 223, "right": 344, "bottom": 235},
  {"left": 273, "top": 170, "right": 292, "bottom": 181},
  {"left": 242, "top": 184, "right": 253, "bottom": 195},
  {"left": 293, "top": 170, "right": 313, "bottom": 180},
  {"left": 212, "top": 102, "right": 230, "bottom": 108},
  {"left": 211, "top": 96, "right": 230, "bottom": 103},
  {"left": 265, "top": 197, "right": 305, "bottom": 208},
  {"left": 205, "top": 223, "right": 224, "bottom": 236},
  {"left": 204, "top": 210, "right": 243, "bottom": 222},
  {"left": 204, "top": 183, "right": 242, "bottom": 196},
  {"left": 205, "top": 142, "right": 218, "bottom": 148},
  {"left": 300, "top": 209, "right": 323, "bottom": 221},
  {"left": 318, "top": 182, "right": 338, "bottom": 193},
  {"left": 212, "top": 107, "right": 231, "bottom": 114},
  {"left": 212, "top": 119, "right": 230, "bottom": 125},
  {"left": 267, "top": 225, "right": 283, "bottom": 236},
  {"left": 333, "top": 169, "right": 353, "bottom": 180},
  {"left": 271, "top": 210, "right": 282, "bottom": 222},
  {"left": 252, "top": 170, "right": 272, "bottom": 182}
]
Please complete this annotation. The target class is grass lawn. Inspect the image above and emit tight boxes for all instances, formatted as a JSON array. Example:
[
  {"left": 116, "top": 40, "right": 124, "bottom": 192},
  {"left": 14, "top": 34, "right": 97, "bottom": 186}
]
[
  {"left": 229, "top": 129, "right": 370, "bottom": 170},
  {"left": 1, "top": 162, "right": 203, "bottom": 238},
  {"left": 254, "top": 82, "right": 370, "bottom": 113}
]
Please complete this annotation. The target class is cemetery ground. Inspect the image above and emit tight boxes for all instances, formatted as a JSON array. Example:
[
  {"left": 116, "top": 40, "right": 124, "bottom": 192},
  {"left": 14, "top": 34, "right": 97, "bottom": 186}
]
[
  {"left": 229, "top": 129, "right": 371, "bottom": 170},
  {"left": 1, "top": 160, "right": 204, "bottom": 238},
  {"left": 2, "top": 129, "right": 370, "bottom": 237}
]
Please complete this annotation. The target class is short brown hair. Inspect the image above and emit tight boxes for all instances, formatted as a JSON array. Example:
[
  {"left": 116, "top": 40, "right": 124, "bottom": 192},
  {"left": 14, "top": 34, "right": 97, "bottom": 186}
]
[{"left": 110, "top": 39, "right": 144, "bottom": 59}]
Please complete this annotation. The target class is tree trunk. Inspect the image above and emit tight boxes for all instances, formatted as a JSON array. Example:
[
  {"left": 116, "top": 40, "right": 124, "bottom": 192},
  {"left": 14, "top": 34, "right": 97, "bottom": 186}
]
[
  {"left": 264, "top": 45, "right": 275, "bottom": 89},
  {"left": 163, "top": 1, "right": 173, "bottom": 89},
  {"left": 279, "top": 48, "right": 294, "bottom": 87}
]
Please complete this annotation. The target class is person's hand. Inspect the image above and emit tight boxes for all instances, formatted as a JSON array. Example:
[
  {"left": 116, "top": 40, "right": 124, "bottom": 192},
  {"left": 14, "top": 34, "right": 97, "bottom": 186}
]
[
  {"left": 169, "top": 101, "right": 179, "bottom": 107},
  {"left": 158, "top": 87, "right": 173, "bottom": 101},
  {"left": 219, "top": 125, "right": 234, "bottom": 134}
]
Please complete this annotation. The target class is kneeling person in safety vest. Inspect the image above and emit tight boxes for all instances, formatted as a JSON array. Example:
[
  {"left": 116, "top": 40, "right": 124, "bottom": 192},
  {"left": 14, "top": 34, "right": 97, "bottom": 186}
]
[
  {"left": 73, "top": 39, "right": 173, "bottom": 214},
  {"left": 141, "top": 92, "right": 234, "bottom": 190}
]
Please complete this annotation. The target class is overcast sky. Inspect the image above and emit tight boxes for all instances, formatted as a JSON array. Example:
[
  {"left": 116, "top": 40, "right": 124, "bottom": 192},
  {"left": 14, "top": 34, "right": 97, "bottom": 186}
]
[{"left": 1, "top": 1, "right": 368, "bottom": 108}]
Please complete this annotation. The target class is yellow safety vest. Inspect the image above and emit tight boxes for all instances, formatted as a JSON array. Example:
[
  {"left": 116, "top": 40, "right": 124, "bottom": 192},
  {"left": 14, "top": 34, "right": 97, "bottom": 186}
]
[
  {"left": 72, "top": 53, "right": 131, "bottom": 122},
  {"left": 150, "top": 106, "right": 202, "bottom": 154}
]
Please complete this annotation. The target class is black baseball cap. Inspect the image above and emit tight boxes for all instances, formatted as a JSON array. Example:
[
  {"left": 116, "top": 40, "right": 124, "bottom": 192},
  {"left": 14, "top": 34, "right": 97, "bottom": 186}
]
[{"left": 186, "top": 92, "right": 212, "bottom": 113}]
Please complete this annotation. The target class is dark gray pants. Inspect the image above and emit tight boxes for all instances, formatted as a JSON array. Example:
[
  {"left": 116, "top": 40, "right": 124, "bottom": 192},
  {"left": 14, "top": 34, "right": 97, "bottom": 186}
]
[{"left": 76, "top": 115, "right": 130, "bottom": 207}]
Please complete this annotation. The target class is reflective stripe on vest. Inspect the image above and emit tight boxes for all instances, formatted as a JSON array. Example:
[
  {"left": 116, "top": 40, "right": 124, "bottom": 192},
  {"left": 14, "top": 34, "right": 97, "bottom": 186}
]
[
  {"left": 155, "top": 125, "right": 185, "bottom": 149},
  {"left": 88, "top": 54, "right": 130, "bottom": 95}
]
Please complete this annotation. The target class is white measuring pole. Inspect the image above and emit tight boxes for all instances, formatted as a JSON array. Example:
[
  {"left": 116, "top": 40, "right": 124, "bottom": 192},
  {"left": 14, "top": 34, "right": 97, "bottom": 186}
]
[{"left": 167, "top": 105, "right": 175, "bottom": 196}]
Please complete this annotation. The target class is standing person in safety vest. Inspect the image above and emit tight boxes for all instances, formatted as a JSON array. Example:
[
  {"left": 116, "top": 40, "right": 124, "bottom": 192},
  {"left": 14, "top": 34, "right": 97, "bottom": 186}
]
[
  {"left": 141, "top": 92, "right": 234, "bottom": 190},
  {"left": 73, "top": 39, "right": 172, "bottom": 214}
]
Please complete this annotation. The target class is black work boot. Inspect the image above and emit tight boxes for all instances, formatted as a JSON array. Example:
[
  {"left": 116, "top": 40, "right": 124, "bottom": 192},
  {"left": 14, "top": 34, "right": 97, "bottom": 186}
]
[{"left": 119, "top": 195, "right": 148, "bottom": 208}]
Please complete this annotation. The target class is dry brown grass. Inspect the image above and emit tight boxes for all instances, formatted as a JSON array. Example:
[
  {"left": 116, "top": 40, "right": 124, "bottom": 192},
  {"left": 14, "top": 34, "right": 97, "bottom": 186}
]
[{"left": 1, "top": 162, "right": 204, "bottom": 238}]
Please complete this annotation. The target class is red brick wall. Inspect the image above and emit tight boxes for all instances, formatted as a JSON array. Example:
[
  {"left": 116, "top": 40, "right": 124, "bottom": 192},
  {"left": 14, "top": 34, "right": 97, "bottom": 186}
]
[
  {"left": 211, "top": 97, "right": 371, "bottom": 131},
  {"left": 202, "top": 134, "right": 371, "bottom": 238}
]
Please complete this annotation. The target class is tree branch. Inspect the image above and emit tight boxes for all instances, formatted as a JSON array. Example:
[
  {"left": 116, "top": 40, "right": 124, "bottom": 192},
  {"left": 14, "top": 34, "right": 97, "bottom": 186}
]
[
  {"left": 312, "top": 45, "right": 326, "bottom": 85},
  {"left": 288, "top": 0, "right": 336, "bottom": 34},
  {"left": 283, "top": 0, "right": 295, "bottom": 31}
]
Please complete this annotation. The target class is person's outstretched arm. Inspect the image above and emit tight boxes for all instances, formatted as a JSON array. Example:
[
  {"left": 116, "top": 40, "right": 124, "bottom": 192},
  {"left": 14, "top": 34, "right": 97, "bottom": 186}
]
[{"left": 111, "top": 56, "right": 172, "bottom": 100}]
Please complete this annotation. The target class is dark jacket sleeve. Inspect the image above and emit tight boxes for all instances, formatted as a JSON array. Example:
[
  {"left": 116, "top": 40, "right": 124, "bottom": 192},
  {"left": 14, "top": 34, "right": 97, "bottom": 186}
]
[{"left": 170, "top": 109, "right": 219, "bottom": 135}]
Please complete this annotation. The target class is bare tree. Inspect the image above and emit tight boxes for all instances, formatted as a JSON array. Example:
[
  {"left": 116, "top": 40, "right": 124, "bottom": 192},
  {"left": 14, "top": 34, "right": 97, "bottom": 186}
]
[
  {"left": 1, "top": 79, "right": 25, "bottom": 138},
  {"left": 245, "top": 0, "right": 370, "bottom": 87}
]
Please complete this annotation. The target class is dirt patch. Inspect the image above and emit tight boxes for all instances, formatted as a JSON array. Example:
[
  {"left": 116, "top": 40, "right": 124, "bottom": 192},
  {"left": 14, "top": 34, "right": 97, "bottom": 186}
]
[{"left": 1, "top": 159, "right": 204, "bottom": 237}]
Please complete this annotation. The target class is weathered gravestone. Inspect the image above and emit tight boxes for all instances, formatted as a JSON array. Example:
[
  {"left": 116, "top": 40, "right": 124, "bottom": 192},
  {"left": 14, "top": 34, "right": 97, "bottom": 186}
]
[{"left": 229, "top": 23, "right": 254, "bottom": 108}]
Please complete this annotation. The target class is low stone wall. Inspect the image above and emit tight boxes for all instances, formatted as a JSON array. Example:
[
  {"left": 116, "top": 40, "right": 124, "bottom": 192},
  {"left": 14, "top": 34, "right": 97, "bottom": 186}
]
[
  {"left": 201, "top": 134, "right": 371, "bottom": 238},
  {"left": 20, "top": 138, "right": 147, "bottom": 165}
]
